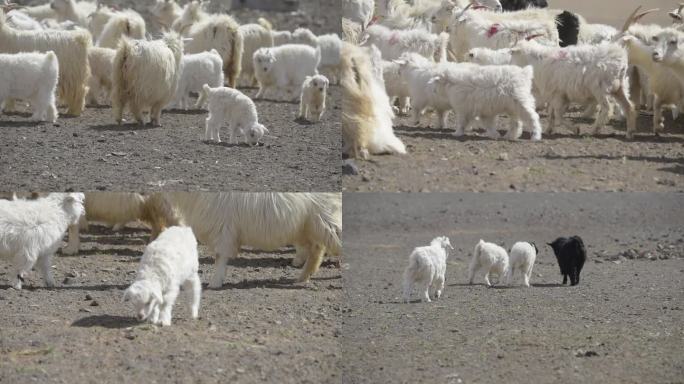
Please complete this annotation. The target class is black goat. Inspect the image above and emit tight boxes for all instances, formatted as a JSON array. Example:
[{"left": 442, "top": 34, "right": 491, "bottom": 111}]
[
  {"left": 500, "top": 0, "right": 548, "bottom": 11},
  {"left": 548, "top": 236, "right": 586, "bottom": 286}
]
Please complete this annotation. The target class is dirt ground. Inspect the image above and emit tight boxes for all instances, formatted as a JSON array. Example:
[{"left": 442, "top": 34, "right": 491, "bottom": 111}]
[
  {"left": 343, "top": 110, "right": 684, "bottom": 192},
  {"left": 341, "top": 192, "right": 684, "bottom": 384},
  {"left": 0, "top": 0, "right": 341, "bottom": 192},
  {"left": 0, "top": 223, "right": 343, "bottom": 384}
]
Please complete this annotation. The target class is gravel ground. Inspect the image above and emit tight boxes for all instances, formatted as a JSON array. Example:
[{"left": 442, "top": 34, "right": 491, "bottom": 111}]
[
  {"left": 0, "top": 223, "right": 343, "bottom": 384},
  {"left": 0, "top": 0, "right": 341, "bottom": 192},
  {"left": 341, "top": 192, "right": 684, "bottom": 384},
  {"left": 343, "top": 112, "right": 684, "bottom": 192}
]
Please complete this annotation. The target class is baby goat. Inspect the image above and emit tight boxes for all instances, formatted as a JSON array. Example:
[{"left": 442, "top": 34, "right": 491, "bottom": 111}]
[{"left": 402, "top": 236, "right": 453, "bottom": 303}]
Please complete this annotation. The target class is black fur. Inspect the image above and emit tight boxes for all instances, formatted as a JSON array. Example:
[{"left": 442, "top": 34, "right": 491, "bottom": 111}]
[
  {"left": 555, "top": 10, "right": 580, "bottom": 47},
  {"left": 548, "top": 236, "right": 586, "bottom": 286},
  {"left": 500, "top": 0, "right": 548, "bottom": 11}
]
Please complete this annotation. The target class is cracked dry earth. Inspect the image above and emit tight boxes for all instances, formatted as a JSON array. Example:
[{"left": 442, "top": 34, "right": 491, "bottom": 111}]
[
  {"left": 0, "top": 224, "right": 343, "bottom": 384},
  {"left": 341, "top": 192, "right": 684, "bottom": 384}
]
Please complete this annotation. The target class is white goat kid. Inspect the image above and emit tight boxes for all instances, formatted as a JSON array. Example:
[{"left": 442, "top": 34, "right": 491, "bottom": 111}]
[
  {"left": 428, "top": 64, "right": 542, "bottom": 140},
  {"left": 0, "top": 193, "right": 85, "bottom": 289},
  {"left": 402, "top": 236, "right": 453, "bottom": 303},
  {"left": 202, "top": 84, "right": 269, "bottom": 145},
  {"left": 0, "top": 51, "right": 59, "bottom": 122},
  {"left": 505, "top": 241, "right": 538, "bottom": 287},
  {"left": 468, "top": 239, "right": 509, "bottom": 287},
  {"left": 361, "top": 24, "right": 448, "bottom": 62},
  {"left": 253, "top": 44, "right": 321, "bottom": 101},
  {"left": 123, "top": 226, "right": 201, "bottom": 326},
  {"left": 172, "top": 49, "right": 224, "bottom": 110},
  {"left": 299, "top": 74, "right": 329, "bottom": 122}
]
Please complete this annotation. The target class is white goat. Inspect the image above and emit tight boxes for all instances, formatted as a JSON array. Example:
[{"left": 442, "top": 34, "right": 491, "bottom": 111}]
[
  {"left": 381, "top": 59, "right": 411, "bottom": 115},
  {"left": 467, "top": 239, "right": 509, "bottom": 287},
  {"left": 150, "top": 0, "right": 182, "bottom": 30},
  {"left": 17, "top": 3, "right": 57, "bottom": 21},
  {"left": 172, "top": 0, "right": 206, "bottom": 36},
  {"left": 87, "top": 46, "right": 115, "bottom": 105},
  {"left": 150, "top": 192, "right": 342, "bottom": 288},
  {"left": 0, "top": 193, "right": 85, "bottom": 289},
  {"left": 0, "top": 11, "right": 91, "bottom": 116},
  {"left": 342, "top": 0, "right": 375, "bottom": 29},
  {"left": 124, "top": 226, "right": 201, "bottom": 326},
  {"left": 449, "top": 5, "right": 559, "bottom": 61},
  {"left": 428, "top": 64, "right": 542, "bottom": 140},
  {"left": 96, "top": 10, "right": 146, "bottom": 49},
  {"left": 112, "top": 33, "right": 183, "bottom": 126},
  {"left": 253, "top": 44, "right": 321, "bottom": 101},
  {"left": 238, "top": 21, "right": 274, "bottom": 87},
  {"left": 299, "top": 74, "right": 329, "bottom": 122},
  {"left": 362, "top": 24, "right": 448, "bottom": 62},
  {"left": 402, "top": 236, "right": 453, "bottom": 303},
  {"left": 341, "top": 42, "right": 406, "bottom": 158},
  {"left": 185, "top": 14, "right": 243, "bottom": 88},
  {"left": 0, "top": 51, "right": 59, "bottom": 122},
  {"left": 466, "top": 46, "right": 512, "bottom": 65},
  {"left": 202, "top": 84, "right": 268, "bottom": 145},
  {"left": 316, "top": 33, "right": 343, "bottom": 83},
  {"left": 50, "top": 0, "right": 96, "bottom": 27},
  {"left": 510, "top": 40, "right": 635, "bottom": 138},
  {"left": 651, "top": 29, "right": 684, "bottom": 89},
  {"left": 87, "top": 4, "right": 117, "bottom": 41},
  {"left": 172, "top": 49, "right": 224, "bottom": 110},
  {"left": 505, "top": 241, "right": 537, "bottom": 287},
  {"left": 6, "top": 10, "right": 43, "bottom": 30}
]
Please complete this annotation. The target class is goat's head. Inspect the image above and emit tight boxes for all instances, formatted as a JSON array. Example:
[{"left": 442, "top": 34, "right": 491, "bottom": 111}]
[
  {"left": 613, "top": 6, "right": 660, "bottom": 41},
  {"left": 669, "top": 3, "right": 684, "bottom": 23},
  {"left": 253, "top": 48, "right": 276, "bottom": 74},
  {"left": 651, "top": 29, "right": 684, "bottom": 63}
]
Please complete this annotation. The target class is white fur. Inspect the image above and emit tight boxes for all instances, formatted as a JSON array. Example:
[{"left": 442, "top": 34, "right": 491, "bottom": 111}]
[
  {"left": 467, "top": 239, "right": 509, "bottom": 287},
  {"left": 123, "top": 226, "right": 201, "bottom": 327},
  {"left": 112, "top": 33, "right": 183, "bottom": 126},
  {"left": 0, "top": 193, "right": 84, "bottom": 289},
  {"left": 342, "top": 0, "right": 375, "bottom": 29},
  {"left": 172, "top": 49, "right": 224, "bottom": 110},
  {"left": 466, "top": 46, "right": 512, "bottom": 65},
  {"left": 402, "top": 236, "right": 452, "bottom": 303},
  {"left": 150, "top": 0, "right": 182, "bottom": 30},
  {"left": 429, "top": 63, "right": 542, "bottom": 140},
  {"left": 238, "top": 22, "right": 274, "bottom": 86},
  {"left": 0, "top": 51, "right": 59, "bottom": 122},
  {"left": 6, "top": 10, "right": 43, "bottom": 31},
  {"left": 159, "top": 192, "right": 342, "bottom": 288},
  {"left": 96, "top": 10, "right": 146, "bottom": 49},
  {"left": 377, "top": 0, "right": 445, "bottom": 31},
  {"left": 50, "top": 0, "right": 96, "bottom": 27},
  {"left": 341, "top": 43, "right": 406, "bottom": 158},
  {"left": 579, "top": 23, "right": 618, "bottom": 45},
  {"left": 505, "top": 241, "right": 537, "bottom": 287},
  {"left": 253, "top": 44, "right": 321, "bottom": 101},
  {"left": 316, "top": 33, "right": 343, "bottom": 83},
  {"left": 362, "top": 24, "right": 447, "bottom": 62},
  {"left": 0, "top": 12, "right": 91, "bottom": 116},
  {"left": 17, "top": 4, "right": 57, "bottom": 21},
  {"left": 184, "top": 14, "right": 243, "bottom": 88},
  {"left": 202, "top": 84, "right": 268, "bottom": 145},
  {"left": 449, "top": 7, "right": 559, "bottom": 61},
  {"left": 87, "top": 4, "right": 117, "bottom": 41},
  {"left": 87, "top": 46, "right": 116, "bottom": 105},
  {"left": 171, "top": 1, "right": 206, "bottom": 36},
  {"left": 299, "top": 74, "right": 329, "bottom": 121},
  {"left": 382, "top": 59, "right": 410, "bottom": 114},
  {"left": 511, "top": 40, "right": 635, "bottom": 137}
]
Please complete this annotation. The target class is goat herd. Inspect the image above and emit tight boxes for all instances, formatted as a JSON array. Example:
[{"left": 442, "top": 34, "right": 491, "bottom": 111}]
[
  {"left": 402, "top": 235, "right": 587, "bottom": 303},
  {"left": 0, "top": 0, "right": 341, "bottom": 144},
  {"left": 341, "top": 0, "right": 684, "bottom": 159},
  {"left": 0, "top": 191, "right": 342, "bottom": 325}
]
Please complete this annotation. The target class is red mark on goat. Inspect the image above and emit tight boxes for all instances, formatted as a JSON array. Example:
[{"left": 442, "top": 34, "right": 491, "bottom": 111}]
[
  {"left": 555, "top": 50, "right": 569, "bottom": 60},
  {"left": 486, "top": 23, "right": 501, "bottom": 38},
  {"left": 369, "top": 16, "right": 379, "bottom": 26},
  {"left": 389, "top": 32, "right": 400, "bottom": 45}
]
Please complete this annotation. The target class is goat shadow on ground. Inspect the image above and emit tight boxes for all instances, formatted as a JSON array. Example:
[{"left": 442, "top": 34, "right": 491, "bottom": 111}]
[
  {"left": 543, "top": 153, "right": 684, "bottom": 164},
  {"left": 1, "top": 283, "right": 127, "bottom": 291},
  {"left": 202, "top": 140, "right": 257, "bottom": 148},
  {"left": 67, "top": 247, "right": 143, "bottom": 258},
  {"left": 72, "top": 315, "right": 139, "bottom": 329},
  {"left": 659, "top": 164, "right": 684, "bottom": 176},
  {"left": 0, "top": 120, "right": 47, "bottom": 128},
  {"left": 532, "top": 283, "right": 567, "bottom": 288},
  {"left": 88, "top": 123, "right": 161, "bottom": 132},
  {"left": 165, "top": 109, "right": 207, "bottom": 115},
  {"left": 85, "top": 104, "right": 111, "bottom": 110},
  {"left": 213, "top": 277, "right": 310, "bottom": 290}
]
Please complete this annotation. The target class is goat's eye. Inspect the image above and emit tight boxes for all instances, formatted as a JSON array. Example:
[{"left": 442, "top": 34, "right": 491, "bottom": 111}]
[
  {"left": 468, "top": 52, "right": 474, "bottom": 58},
  {"left": 669, "top": 40, "right": 677, "bottom": 45},
  {"left": 652, "top": 36, "right": 659, "bottom": 42}
]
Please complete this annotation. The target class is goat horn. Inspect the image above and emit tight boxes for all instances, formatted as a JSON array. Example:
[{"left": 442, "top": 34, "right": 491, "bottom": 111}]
[
  {"left": 525, "top": 33, "right": 544, "bottom": 41},
  {"left": 619, "top": 6, "right": 659, "bottom": 34}
]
